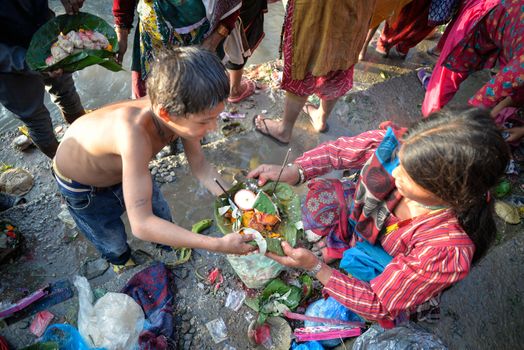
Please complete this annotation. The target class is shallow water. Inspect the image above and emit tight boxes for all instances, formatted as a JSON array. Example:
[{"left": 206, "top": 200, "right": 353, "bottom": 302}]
[{"left": 0, "top": 1, "right": 285, "bottom": 131}]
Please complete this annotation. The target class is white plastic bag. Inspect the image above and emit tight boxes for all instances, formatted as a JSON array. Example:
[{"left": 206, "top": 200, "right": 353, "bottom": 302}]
[
  {"left": 226, "top": 254, "right": 284, "bottom": 289},
  {"left": 73, "top": 276, "right": 145, "bottom": 350}
]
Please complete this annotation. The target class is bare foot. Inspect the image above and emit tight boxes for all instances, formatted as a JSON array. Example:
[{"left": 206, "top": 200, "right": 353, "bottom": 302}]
[
  {"left": 253, "top": 115, "right": 291, "bottom": 145},
  {"left": 303, "top": 103, "right": 328, "bottom": 133}
]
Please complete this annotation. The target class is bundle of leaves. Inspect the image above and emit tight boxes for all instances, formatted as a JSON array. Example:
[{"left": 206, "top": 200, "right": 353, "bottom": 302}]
[
  {"left": 244, "top": 278, "right": 312, "bottom": 325},
  {"left": 214, "top": 181, "right": 303, "bottom": 255},
  {"left": 26, "top": 12, "right": 122, "bottom": 73},
  {"left": 0, "top": 220, "right": 23, "bottom": 264}
]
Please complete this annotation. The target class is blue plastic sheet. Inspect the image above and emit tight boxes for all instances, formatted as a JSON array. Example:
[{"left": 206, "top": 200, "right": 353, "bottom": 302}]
[{"left": 41, "top": 324, "right": 104, "bottom": 350}]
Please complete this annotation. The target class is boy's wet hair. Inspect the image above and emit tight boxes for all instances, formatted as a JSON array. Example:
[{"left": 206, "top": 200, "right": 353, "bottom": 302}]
[
  {"left": 147, "top": 47, "right": 229, "bottom": 116},
  {"left": 401, "top": 108, "right": 510, "bottom": 262}
]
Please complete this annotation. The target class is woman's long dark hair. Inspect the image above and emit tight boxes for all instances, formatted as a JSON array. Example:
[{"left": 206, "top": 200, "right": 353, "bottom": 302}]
[{"left": 401, "top": 109, "right": 510, "bottom": 263}]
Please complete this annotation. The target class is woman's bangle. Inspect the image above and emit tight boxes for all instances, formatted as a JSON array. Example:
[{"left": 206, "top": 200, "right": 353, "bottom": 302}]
[
  {"left": 288, "top": 163, "right": 305, "bottom": 186},
  {"left": 307, "top": 260, "right": 323, "bottom": 276}
]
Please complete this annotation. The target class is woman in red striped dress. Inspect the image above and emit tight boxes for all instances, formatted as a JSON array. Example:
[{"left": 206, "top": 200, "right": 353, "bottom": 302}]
[{"left": 248, "top": 109, "right": 509, "bottom": 327}]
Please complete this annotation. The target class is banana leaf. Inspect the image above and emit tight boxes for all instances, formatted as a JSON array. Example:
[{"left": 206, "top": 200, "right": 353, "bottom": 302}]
[
  {"left": 214, "top": 181, "right": 303, "bottom": 255},
  {"left": 26, "top": 12, "right": 123, "bottom": 73}
]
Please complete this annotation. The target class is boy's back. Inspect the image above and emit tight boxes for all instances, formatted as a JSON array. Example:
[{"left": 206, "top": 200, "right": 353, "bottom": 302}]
[{"left": 55, "top": 98, "right": 169, "bottom": 187}]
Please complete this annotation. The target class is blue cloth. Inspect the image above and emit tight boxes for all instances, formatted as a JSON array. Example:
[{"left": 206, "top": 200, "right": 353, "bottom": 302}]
[
  {"left": 339, "top": 240, "right": 393, "bottom": 282},
  {"left": 56, "top": 178, "right": 172, "bottom": 264}
]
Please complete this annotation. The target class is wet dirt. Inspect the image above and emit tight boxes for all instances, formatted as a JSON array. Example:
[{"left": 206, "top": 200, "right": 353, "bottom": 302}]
[{"left": 1, "top": 9, "right": 523, "bottom": 350}]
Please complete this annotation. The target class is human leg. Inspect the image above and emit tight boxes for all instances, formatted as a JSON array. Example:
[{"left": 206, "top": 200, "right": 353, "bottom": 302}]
[
  {"left": 303, "top": 97, "right": 338, "bottom": 133},
  {"left": 254, "top": 92, "right": 307, "bottom": 144},
  {"left": 359, "top": 26, "right": 379, "bottom": 61},
  {"left": 44, "top": 73, "right": 85, "bottom": 124},
  {"left": 0, "top": 72, "right": 58, "bottom": 158},
  {"left": 57, "top": 183, "right": 131, "bottom": 265},
  {"left": 227, "top": 67, "right": 256, "bottom": 103}
]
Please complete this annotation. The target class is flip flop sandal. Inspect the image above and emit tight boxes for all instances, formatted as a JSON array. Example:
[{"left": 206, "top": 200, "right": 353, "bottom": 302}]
[
  {"left": 303, "top": 102, "right": 330, "bottom": 133},
  {"left": 228, "top": 79, "right": 256, "bottom": 103},
  {"left": 417, "top": 68, "right": 432, "bottom": 90},
  {"left": 252, "top": 114, "right": 289, "bottom": 146}
]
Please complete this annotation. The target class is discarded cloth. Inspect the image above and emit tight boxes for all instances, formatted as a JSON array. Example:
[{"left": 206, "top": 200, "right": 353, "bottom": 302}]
[
  {"left": 1, "top": 280, "right": 74, "bottom": 325},
  {"left": 122, "top": 263, "right": 176, "bottom": 350}
]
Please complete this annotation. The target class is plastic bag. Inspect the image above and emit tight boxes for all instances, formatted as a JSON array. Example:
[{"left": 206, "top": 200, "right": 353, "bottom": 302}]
[
  {"left": 226, "top": 254, "right": 284, "bottom": 289},
  {"left": 352, "top": 322, "right": 447, "bottom": 350},
  {"left": 73, "top": 276, "right": 144, "bottom": 350},
  {"left": 305, "top": 297, "right": 363, "bottom": 348},
  {"left": 40, "top": 324, "right": 99, "bottom": 350}
]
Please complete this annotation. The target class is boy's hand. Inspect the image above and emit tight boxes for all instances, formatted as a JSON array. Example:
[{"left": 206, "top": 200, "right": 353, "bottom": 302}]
[
  {"left": 248, "top": 164, "right": 300, "bottom": 186},
  {"left": 217, "top": 232, "right": 257, "bottom": 255},
  {"left": 266, "top": 241, "right": 318, "bottom": 270}
]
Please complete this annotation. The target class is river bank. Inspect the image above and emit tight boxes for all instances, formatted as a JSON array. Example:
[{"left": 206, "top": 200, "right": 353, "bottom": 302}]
[{"left": 1, "top": 30, "right": 523, "bottom": 349}]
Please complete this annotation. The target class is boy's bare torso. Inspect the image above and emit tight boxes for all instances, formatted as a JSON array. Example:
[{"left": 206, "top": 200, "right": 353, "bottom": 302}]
[{"left": 54, "top": 99, "right": 175, "bottom": 187}]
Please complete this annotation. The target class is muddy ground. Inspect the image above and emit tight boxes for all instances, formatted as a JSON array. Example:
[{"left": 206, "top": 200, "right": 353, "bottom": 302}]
[{"left": 1, "top": 30, "right": 523, "bottom": 349}]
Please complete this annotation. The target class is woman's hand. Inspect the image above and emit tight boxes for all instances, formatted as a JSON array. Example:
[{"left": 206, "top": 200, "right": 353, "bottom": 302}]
[
  {"left": 247, "top": 164, "right": 300, "bottom": 186},
  {"left": 266, "top": 241, "right": 319, "bottom": 270}
]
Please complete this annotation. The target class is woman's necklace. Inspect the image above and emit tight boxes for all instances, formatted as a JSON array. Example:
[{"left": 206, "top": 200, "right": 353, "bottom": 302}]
[{"left": 385, "top": 202, "right": 448, "bottom": 235}]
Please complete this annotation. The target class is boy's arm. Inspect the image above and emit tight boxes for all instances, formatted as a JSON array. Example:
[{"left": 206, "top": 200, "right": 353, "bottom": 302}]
[
  {"left": 182, "top": 137, "right": 224, "bottom": 196},
  {"left": 120, "top": 128, "right": 254, "bottom": 254}
]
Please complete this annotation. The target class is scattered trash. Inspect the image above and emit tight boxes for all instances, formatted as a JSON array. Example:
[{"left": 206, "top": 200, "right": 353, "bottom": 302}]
[
  {"left": 205, "top": 317, "right": 228, "bottom": 344},
  {"left": 494, "top": 179, "right": 511, "bottom": 198},
  {"left": 57, "top": 204, "right": 76, "bottom": 229},
  {"left": 245, "top": 278, "right": 303, "bottom": 325},
  {"left": 247, "top": 316, "right": 292, "bottom": 350},
  {"left": 505, "top": 159, "right": 519, "bottom": 175},
  {"left": 0, "top": 168, "right": 34, "bottom": 196},
  {"left": 39, "top": 324, "right": 95, "bottom": 350},
  {"left": 81, "top": 258, "right": 109, "bottom": 280},
  {"left": 222, "top": 344, "right": 237, "bottom": 350},
  {"left": 13, "top": 135, "right": 33, "bottom": 151},
  {"left": 0, "top": 220, "right": 23, "bottom": 264},
  {"left": 207, "top": 267, "right": 224, "bottom": 294},
  {"left": 261, "top": 110, "right": 268, "bottom": 114},
  {"left": 29, "top": 310, "right": 54, "bottom": 337},
  {"left": 294, "top": 325, "right": 361, "bottom": 342},
  {"left": 380, "top": 71, "right": 390, "bottom": 79},
  {"left": 494, "top": 201, "right": 521, "bottom": 224},
  {"left": 74, "top": 275, "right": 144, "bottom": 350},
  {"left": 221, "top": 122, "right": 245, "bottom": 137},
  {"left": 220, "top": 112, "right": 246, "bottom": 120},
  {"left": 168, "top": 219, "right": 212, "bottom": 267},
  {"left": 304, "top": 297, "right": 364, "bottom": 347},
  {"left": 225, "top": 289, "right": 247, "bottom": 311},
  {"left": 352, "top": 322, "right": 447, "bottom": 350},
  {"left": 1, "top": 280, "right": 74, "bottom": 326},
  {"left": 244, "top": 311, "right": 255, "bottom": 323}
]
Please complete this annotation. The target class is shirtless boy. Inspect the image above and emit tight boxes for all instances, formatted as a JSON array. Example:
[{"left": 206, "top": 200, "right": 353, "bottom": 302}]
[{"left": 53, "top": 47, "right": 256, "bottom": 271}]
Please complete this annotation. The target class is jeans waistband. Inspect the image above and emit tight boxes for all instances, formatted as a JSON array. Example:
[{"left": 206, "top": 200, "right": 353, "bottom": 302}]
[{"left": 52, "top": 159, "right": 91, "bottom": 193}]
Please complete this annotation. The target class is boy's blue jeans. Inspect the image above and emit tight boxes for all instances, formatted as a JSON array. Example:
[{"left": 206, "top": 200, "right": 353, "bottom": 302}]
[{"left": 55, "top": 177, "right": 172, "bottom": 265}]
